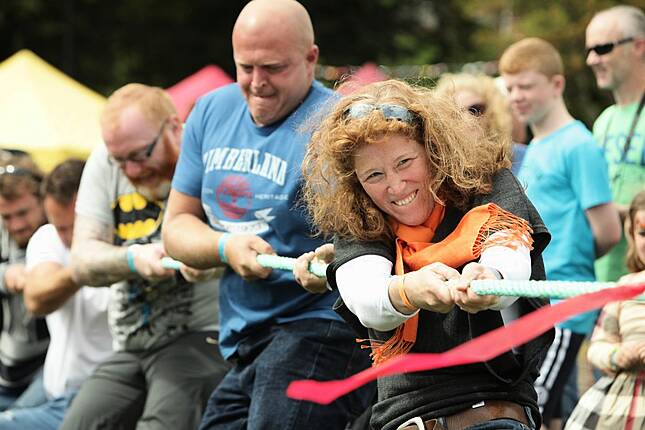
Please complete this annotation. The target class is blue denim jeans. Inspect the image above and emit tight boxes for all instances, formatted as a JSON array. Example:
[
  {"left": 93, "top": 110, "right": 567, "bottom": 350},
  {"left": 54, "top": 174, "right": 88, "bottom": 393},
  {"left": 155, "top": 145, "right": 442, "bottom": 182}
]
[
  {"left": 0, "top": 369, "right": 46, "bottom": 412},
  {"left": 0, "top": 390, "right": 75, "bottom": 430},
  {"left": 199, "top": 319, "right": 374, "bottom": 430}
]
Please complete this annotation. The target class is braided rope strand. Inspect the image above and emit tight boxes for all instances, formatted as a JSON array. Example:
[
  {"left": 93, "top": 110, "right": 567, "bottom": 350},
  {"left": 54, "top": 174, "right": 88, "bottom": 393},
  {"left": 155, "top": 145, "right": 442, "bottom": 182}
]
[
  {"left": 469, "top": 279, "right": 643, "bottom": 300},
  {"left": 255, "top": 254, "right": 327, "bottom": 277},
  {"left": 163, "top": 255, "right": 638, "bottom": 301}
]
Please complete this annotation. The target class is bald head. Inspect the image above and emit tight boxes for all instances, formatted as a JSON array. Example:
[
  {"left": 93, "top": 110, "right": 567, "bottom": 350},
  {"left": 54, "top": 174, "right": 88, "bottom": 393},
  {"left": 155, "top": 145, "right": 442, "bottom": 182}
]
[
  {"left": 231, "top": 0, "right": 319, "bottom": 126},
  {"left": 233, "top": 0, "right": 314, "bottom": 53},
  {"left": 590, "top": 5, "right": 645, "bottom": 40}
]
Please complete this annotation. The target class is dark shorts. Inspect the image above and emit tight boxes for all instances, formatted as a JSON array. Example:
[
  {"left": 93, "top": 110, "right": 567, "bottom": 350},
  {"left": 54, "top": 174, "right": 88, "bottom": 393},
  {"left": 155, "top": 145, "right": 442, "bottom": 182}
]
[{"left": 534, "top": 327, "right": 585, "bottom": 425}]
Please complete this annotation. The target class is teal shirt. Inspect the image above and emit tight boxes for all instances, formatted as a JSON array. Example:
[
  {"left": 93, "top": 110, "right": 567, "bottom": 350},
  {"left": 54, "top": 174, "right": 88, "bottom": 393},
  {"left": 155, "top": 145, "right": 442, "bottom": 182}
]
[{"left": 518, "top": 120, "right": 612, "bottom": 334}]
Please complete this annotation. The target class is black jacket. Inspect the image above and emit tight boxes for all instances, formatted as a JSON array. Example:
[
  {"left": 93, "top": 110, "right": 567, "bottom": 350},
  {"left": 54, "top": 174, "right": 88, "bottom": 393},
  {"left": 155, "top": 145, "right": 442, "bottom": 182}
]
[{"left": 327, "top": 169, "right": 554, "bottom": 430}]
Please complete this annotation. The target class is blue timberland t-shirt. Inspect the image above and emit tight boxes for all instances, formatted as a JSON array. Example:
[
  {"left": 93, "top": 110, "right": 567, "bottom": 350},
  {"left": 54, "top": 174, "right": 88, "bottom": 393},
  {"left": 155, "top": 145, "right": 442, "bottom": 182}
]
[
  {"left": 172, "top": 81, "right": 342, "bottom": 358},
  {"left": 518, "top": 120, "right": 612, "bottom": 334}
]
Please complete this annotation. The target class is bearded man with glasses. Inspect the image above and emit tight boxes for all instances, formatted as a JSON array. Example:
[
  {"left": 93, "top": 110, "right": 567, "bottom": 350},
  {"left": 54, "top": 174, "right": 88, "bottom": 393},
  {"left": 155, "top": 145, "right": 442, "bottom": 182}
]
[
  {"left": 60, "top": 84, "right": 230, "bottom": 430},
  {"left": 586, "top": 5, "right": 645, "bottom": 283}
]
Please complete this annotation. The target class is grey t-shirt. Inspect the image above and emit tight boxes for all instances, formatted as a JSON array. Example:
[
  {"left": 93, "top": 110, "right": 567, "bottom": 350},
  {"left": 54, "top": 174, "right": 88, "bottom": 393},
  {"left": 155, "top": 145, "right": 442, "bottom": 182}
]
[{"left": 76, "top": 145, "right": 219, "bottom": 352}]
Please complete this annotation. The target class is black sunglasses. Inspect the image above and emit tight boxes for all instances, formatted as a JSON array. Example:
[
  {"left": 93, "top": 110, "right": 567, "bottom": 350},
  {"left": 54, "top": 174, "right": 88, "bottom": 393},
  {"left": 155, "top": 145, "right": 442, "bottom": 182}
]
[
  {"left": 585, "top": 37, "right": 634, "bottom": 57},
  {"left": 467, "top": 104, "right": 486, "bottom": 117},
  {"left": 110, "top": 119, "right": 168, "bottom": 165}
]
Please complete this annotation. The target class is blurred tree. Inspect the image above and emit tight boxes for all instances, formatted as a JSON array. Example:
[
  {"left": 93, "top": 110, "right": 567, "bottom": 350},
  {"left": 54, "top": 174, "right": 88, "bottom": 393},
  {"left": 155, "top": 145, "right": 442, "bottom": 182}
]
[
  {"left": 1, "top": 0, "right": 238, "bottom": 94},
  {"left": 1, "top": 0, "right": 643, "bottom": 124},
  {"left": 1, "top": 0, "right": 474, "bottom": 92}
]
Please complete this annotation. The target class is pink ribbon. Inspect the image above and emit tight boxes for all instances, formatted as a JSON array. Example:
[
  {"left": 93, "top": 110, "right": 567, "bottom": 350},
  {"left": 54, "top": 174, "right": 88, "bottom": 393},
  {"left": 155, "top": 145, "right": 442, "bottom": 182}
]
[{"left": 287, "top": 283, "right": 645, "bottom": 404}]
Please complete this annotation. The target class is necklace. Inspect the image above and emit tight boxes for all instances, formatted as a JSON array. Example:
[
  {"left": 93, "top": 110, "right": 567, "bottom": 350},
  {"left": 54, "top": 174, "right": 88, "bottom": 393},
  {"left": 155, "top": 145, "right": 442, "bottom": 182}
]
[{"left": 601, "top": 91, "right": 645, "bottom": 186}]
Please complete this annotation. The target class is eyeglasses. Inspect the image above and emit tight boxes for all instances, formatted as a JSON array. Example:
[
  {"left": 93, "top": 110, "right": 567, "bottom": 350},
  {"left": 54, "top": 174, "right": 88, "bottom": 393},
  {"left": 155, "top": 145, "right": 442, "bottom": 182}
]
[
  {"left": 343, "top": 103, "right": 416, "bottom": 124},
  {"left": 585, "top": 37, "right": 634, "bottom": 57},
  {"left": 467, "top": 104, "right": 486, "bottom": 117},
  {"left": 110, "top": 119, "right": 168, "bottom": 165}
]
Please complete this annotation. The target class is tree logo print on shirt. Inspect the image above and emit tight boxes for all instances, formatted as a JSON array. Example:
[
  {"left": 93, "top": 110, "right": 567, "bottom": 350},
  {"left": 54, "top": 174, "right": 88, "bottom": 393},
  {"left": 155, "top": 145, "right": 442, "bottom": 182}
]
[{"left": 216, "top": 175, "right": 253, "bottom": 219}]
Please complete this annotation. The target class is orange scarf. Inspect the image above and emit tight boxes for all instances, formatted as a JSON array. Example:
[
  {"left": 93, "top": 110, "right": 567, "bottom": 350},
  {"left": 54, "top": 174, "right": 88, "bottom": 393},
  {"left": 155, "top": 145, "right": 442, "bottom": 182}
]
[{"left": 368, "top": 202, "right": 534, "bottom": 365}]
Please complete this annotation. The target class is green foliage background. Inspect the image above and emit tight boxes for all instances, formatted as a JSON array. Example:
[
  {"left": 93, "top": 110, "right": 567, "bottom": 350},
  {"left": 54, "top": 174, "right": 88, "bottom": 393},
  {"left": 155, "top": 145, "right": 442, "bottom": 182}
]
[{"left": 2, "top": 0, "right": 644, "bottom": 125}]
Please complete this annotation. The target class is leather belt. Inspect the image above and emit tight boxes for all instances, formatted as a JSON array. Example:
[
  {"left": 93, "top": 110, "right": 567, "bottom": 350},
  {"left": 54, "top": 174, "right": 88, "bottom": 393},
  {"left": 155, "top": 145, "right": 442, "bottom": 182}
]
[{"left": 399, "top": 400, "right": 529, "bottom": 430}]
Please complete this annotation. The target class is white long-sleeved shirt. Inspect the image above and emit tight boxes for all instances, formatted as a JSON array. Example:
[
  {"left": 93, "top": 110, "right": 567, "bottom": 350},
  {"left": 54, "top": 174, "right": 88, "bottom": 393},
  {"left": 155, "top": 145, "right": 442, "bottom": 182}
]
[{"left": 336, "top": 238, "right": 531, "bottom": 332}]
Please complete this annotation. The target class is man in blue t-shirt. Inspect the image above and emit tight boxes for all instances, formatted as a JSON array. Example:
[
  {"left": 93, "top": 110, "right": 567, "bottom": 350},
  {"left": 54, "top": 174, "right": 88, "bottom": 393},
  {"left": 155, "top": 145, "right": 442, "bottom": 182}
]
[
  {"left": 500, "top": 38, "right": 621, "bottom": 430},
  {"left": 162, "top": 1, "right": 373, "bottom": 429}
]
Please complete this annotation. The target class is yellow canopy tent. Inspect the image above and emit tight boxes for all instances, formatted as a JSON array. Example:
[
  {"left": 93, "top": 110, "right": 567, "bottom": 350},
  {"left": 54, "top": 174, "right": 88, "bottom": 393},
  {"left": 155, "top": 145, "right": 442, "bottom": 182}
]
[{"left": 0, "top": 50, "right": 105, "bottom": 171}]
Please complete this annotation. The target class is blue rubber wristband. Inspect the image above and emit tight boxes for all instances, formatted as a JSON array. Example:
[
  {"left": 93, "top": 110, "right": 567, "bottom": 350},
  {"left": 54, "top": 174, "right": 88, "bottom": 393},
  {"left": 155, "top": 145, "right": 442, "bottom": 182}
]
[
  {"left": 218, "top": 233, "right": 231, "bottom": 264},
  {"left": 126, "top": 246, "right": 138, "bottom": 273}
]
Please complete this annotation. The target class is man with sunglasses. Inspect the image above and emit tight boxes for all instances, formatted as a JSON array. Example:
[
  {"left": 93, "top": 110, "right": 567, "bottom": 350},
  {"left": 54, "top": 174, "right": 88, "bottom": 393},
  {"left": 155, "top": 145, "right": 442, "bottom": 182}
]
[
  {"left": 0, "top": 153, "right": 49, "bottom": 411},
  {"left": 586, "top": 5, "right": 645, "bottom": 283},
  {"left": 162, "top": 1, "right": 373, "bottom": 429},
  {"left": 60, "top": 84, "right": 230, "bottom": 429}
]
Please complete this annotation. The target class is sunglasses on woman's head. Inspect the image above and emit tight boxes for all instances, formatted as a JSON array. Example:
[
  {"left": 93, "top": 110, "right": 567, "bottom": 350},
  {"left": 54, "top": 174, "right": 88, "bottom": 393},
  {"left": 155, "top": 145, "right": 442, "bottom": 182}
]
[
  {"left": 343, "top": 103, "right": 416, "bottom": 124},
  {"left": 585, "top": 37, "right": 634, "bottom": 57}
]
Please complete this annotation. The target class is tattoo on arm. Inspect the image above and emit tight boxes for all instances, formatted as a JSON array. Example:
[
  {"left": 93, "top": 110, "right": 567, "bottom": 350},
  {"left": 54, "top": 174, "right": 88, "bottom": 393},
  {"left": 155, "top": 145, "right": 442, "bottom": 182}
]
[{"left": 71, "top": 215, "right": 132, "bottom": 286}]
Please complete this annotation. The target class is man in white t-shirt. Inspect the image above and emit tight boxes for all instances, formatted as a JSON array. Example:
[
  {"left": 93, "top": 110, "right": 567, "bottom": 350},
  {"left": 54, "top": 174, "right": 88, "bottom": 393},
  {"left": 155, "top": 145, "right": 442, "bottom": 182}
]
[{"left": 0, "top": 159, "right": 113, "bottom": 429}]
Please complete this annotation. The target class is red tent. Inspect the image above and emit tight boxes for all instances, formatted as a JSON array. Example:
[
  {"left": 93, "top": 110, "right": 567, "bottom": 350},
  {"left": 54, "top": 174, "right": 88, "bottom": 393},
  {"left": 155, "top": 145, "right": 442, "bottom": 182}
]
[
  {"left": 337, "top": 62, "right": 387, "bottom": 95},
  {"left": 167, "top": 65, "right": 233, "bottom": 121}
]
